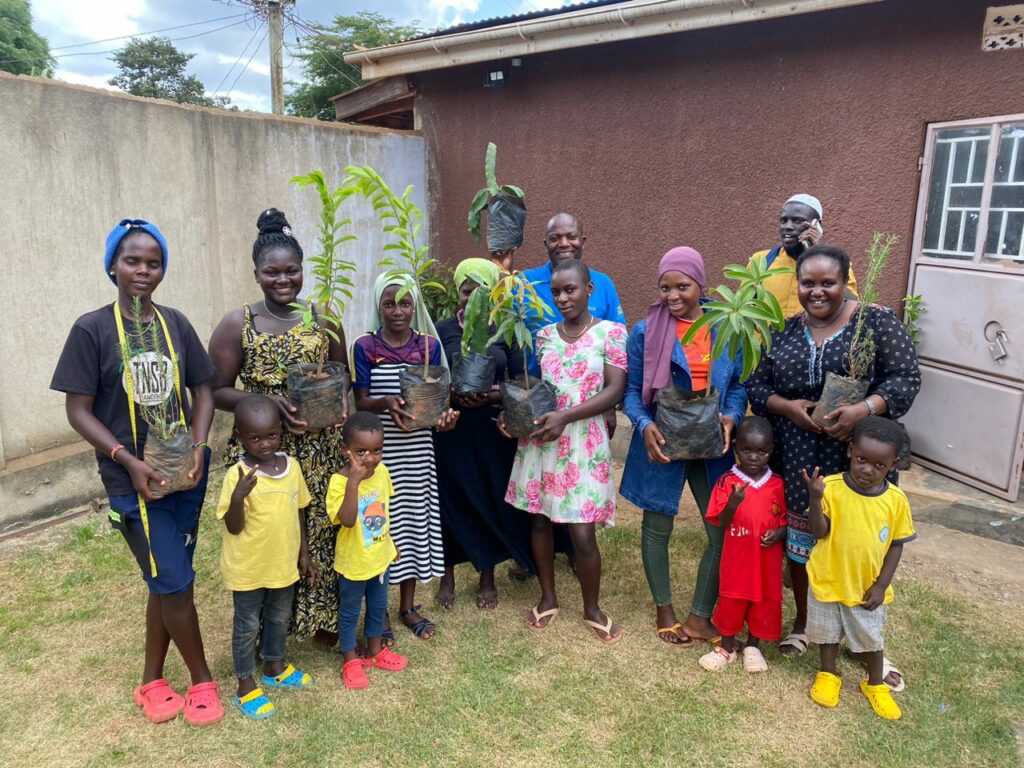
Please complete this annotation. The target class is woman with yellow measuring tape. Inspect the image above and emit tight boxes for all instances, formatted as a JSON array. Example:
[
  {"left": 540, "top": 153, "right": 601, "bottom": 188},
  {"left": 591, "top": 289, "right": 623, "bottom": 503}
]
[{"left": 51, "top": 219, "right": 223, "bottom": 727}]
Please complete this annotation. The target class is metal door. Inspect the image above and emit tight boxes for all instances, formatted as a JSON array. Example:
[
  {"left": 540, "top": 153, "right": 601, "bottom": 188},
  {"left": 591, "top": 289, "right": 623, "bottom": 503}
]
[{"left": 904, "top": 115, "right": 1024, "bottom": 501}]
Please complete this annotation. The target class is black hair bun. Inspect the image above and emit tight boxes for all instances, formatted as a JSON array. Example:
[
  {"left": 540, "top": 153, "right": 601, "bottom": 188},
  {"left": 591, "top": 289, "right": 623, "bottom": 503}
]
[{"left": 257, "top": 208, "right": 291, "bottom": 236}]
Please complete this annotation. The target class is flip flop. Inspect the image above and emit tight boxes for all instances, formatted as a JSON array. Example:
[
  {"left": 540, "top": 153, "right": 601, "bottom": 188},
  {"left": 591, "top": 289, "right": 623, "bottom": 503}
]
[
  {"left": 584, "top": 614, "right": 622, "bottom": 645},
  {"left": 779, "top": 632, "right": 809, "bottom": 657},
  {"left": 133, "top": 678, "right": 184, "bottom": 724},
  {"left": 507, "top": 564, "right": 533, "bottom": 582},
  {"left": 882, "top": 658, "right": 906, "bottom": 693},
  {"left": 184, "top": 681, "right": 224, "bottom": 727},
  {"left": 381, "top": 625, "right": 396, "bottom": 649},
  {"left": 234, "top": 688, "right": 275, "bottom": 720},
  {"left": 525, "top": 605, "right": 559, "bottom": 631},
  {"left": 260, "top": 663, "right": 312, "bottom": 689},
  {"left": 742, "top": 646, "right": 769, "bottom": 673},
  {"left": 656, "top": 623, "right": 694, "bottom": 648},
  {"left": 861, "top": 680, "right": 902, "bottom": 720}
]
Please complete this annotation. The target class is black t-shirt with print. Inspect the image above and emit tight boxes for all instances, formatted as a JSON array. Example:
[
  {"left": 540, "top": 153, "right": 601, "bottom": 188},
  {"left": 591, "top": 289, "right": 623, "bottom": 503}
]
[{"left": 50, "top": 303, "right": 215, "bottom": 496}]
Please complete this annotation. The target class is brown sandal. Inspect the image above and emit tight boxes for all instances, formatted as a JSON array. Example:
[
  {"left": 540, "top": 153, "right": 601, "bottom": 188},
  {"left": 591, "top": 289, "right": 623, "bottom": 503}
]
[
  {"left": 656, "top": 623, "right": 694, "bottom": 648},
  {"left": 525, "top": 605, "right": 559, "bottom": 630},
  {"left": 584, "top": 615, "right": 623, "bottom": 645}
]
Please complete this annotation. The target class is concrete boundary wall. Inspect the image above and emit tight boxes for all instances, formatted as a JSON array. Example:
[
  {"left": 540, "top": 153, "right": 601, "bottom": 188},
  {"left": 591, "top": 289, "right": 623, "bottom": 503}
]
[{"left": 0, "top": 72, "right": 426, "bottom": 528}]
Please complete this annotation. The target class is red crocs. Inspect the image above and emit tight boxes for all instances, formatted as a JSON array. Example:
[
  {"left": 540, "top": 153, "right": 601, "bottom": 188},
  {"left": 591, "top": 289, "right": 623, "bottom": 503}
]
[
  {"left": 342, "top": 658, "right": 369, "bottom": 689},
  {"left": 133, "top": 678, "right": 185, "bottom": 724},
  {"left": 184, "top": 681, "right": 224, "bottom": 727},
  {"left": 363, "top": 647, "right": 408, "bottom": 672}
]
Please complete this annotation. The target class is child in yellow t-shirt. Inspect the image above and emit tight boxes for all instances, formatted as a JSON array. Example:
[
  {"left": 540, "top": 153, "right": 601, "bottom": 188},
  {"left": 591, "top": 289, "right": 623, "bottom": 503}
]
[
  {"left": 326, "top": 411, "right": 407, "bottom": 689},
  {"left": 802, "top": 417, "right": 915, "bottom": 721},
  {"left": 217, "top": 394, "right": 314, "bottom": 720}
]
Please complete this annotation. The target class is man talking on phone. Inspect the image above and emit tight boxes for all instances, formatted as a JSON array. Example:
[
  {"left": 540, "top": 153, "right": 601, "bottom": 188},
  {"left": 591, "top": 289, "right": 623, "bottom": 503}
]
[{"left": 750, "top": 194, "right": 857, "bottom": 317}]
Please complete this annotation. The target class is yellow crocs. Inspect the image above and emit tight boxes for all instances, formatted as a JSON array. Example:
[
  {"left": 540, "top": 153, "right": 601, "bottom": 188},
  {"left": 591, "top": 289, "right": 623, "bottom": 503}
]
[
  {"left": 861, "top": 680, "right": 902, "bottom": 720},
  {"left": 810, "top": 671, "right": 842, "bottom": 708}
]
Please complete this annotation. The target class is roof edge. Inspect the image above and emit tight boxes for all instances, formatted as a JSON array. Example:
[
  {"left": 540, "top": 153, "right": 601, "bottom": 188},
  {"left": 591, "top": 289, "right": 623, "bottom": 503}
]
[{"left": 344, "top": 0, "right": 884, "bottom": 80}]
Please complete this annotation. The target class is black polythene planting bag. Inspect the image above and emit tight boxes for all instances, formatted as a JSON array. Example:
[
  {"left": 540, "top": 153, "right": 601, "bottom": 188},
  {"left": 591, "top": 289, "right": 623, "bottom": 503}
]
[
  {"left": 452, "top": 352, "right": 497, "bottom": 396},
  {"left": 810, "top": 372, "right": 869, "bottom": 429},
  {"left": 500, "top": 378, "right": 558, "bottom": 440},
  {"left": 286, "top": 361, "right": 349, "bottom": 432},
  {"left": 399, "top": 365, "right": 451, "bottom": 429},
  {"left": 654, "top": 386, "right": 725, "bottom": 460},
  {"left": 486, "top": 193, "right": 527, "bottom": 252}
]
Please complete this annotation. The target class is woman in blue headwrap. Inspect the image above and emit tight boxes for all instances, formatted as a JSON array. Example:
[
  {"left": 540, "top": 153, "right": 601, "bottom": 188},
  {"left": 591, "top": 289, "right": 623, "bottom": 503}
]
[
  {"left": 432, "top": 258, "right": 535, "bottom": 611},
  {"left": 351, "top": 271, "right": 459, "bottom": 641},
  {"left": 51, "top": 219, "right": 223, "bottom": 726}
]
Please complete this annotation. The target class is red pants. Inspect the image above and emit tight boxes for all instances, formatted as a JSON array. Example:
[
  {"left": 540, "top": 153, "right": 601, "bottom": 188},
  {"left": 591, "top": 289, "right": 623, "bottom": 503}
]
[{"left": 712, "top": 595, "right": 782, "bottom": 641}]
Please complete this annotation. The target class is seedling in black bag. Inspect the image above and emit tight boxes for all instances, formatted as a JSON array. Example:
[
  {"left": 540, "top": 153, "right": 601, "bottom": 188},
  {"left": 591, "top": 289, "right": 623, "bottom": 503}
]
[
  {"left": 488, "top": 272, "right": 556, "bottom": 439},
  {"left": 665, "top": 256, "right": 791, "bottom": 459}
]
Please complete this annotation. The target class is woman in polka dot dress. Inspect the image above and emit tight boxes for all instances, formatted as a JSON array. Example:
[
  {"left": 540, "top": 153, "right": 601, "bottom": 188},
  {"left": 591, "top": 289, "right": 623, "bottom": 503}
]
[{"left": 745, "top": 244, "right": 919, "bottom": 679}]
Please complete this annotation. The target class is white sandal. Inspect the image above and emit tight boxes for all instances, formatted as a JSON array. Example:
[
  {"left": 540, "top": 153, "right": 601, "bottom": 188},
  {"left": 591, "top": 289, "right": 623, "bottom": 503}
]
[
  {"left": 882, "top": 657, "right": 906, "bottom": 692},
  {"left": 743, "top": 646, "right": 769, "bottom": 673},
  {"left": 778, "top": 632, "right": 809, "bottom": 657},
  {"left": 699, "top": 646, "right": 737, "bottom": 671}
]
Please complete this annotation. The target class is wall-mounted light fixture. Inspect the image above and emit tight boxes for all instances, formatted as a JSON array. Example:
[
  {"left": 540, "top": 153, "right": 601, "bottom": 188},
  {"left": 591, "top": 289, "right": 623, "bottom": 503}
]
[{"left": 484, "top": 65, "right": 508, "bottom": 88}]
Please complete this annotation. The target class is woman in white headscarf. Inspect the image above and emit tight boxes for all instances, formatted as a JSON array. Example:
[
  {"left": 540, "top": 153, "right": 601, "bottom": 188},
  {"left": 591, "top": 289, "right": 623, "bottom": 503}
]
[
  {"left": 432, "top": 259, "right": 536, "bottom": 612},
  {"left": 350, "top": 272, "right": 457, "bottom": 642}
]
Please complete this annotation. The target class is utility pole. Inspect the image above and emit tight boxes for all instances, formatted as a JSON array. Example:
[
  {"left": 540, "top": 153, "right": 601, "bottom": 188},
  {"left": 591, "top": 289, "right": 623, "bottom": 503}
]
[{"left": 268, "top": 1, "right": 293, "bottom": 114}]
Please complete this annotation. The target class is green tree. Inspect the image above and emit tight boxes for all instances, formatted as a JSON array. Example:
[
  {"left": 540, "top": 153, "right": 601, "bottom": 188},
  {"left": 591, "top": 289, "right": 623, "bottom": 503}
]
[
  {"left": 286, "top": 12, "right": 420, "bottom": 121},
  {"left": 0, "top": 0, "right": 54, "bottom": 76},
  {"left": 110, "top": 36, "right": 228, "bottom": 107}
]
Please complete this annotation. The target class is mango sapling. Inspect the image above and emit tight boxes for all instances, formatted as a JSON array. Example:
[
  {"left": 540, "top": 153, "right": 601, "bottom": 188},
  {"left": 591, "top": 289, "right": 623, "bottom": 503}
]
[
  {"left": 669, "top": 256, "right": 791, "bottom": 459},
  {"left": 285, "top": 170, "right": 356, "bottom": 431}
]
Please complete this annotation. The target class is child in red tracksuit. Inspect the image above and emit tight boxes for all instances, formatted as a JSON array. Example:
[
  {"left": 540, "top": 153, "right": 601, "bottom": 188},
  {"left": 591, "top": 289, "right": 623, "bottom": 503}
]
[{"left": 699, "top": 417, "right": 787, "bottom": 673}]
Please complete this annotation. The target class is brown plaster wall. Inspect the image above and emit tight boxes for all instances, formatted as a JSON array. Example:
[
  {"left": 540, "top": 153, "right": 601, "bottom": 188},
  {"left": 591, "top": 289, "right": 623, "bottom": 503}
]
[{"left": 415, "top": 0, "right": 1024, "bottom": 320}]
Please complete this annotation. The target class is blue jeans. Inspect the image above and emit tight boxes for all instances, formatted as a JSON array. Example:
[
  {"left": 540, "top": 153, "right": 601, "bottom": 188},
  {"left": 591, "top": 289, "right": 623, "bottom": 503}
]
[
  {"left": 232, "top": 585, "right": 294, "bottom": 679},
  {"left": 337, "top": 570, "right": 389, "bottom": 653}
]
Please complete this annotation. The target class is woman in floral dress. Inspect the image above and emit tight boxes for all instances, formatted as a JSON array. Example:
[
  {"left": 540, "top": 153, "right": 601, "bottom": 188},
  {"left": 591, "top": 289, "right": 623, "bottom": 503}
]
[
  {"left": 208, "top": 209, "right": 348, "bottom": 643},
  {"left": 503, "top": 260, "right": 628, "bottom": 644}
]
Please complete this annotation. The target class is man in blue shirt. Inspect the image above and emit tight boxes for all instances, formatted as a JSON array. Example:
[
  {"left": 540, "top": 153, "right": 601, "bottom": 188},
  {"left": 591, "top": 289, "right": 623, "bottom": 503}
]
[
  {"left": 521, "top": 212, "right": 626, "bottom": 339},
  {"left": 520, "top": 212, "right": 626, "bottom": 437}
]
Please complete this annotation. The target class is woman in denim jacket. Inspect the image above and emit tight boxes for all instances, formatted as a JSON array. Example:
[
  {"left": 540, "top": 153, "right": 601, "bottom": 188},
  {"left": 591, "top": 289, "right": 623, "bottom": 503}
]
[{"left": 619, "top": 248, "right": 747, "bottom": 647}]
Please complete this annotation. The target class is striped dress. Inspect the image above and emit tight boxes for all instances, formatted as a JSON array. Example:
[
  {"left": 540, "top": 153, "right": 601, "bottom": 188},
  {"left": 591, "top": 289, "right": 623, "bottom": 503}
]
[{"left": 351, "top": 331, "right": 445, "bottom": 583}]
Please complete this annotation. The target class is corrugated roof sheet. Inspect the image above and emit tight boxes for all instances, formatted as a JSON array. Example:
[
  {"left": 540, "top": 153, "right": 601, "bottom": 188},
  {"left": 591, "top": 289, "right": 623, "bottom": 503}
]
[{"left": 412, "top": 0, "right": 627, "bottom": 41}]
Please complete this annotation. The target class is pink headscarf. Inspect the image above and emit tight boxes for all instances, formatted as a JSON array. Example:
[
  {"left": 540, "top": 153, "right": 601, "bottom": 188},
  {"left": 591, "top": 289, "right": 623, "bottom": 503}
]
[{"left": 642, "top": 247, "right": 707, "bottom": 406}]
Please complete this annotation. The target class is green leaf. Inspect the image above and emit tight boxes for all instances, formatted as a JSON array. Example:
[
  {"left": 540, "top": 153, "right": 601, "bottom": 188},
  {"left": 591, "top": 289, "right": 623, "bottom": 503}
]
[
  {"left": 500, "top": 184, "right": 524, "bottom": 199},
  {"left": 722, "top": 265, "right": 753, "bottom": 282},
  {"left": 484, "top": 142, "right": 499, "bottom": 196},
  {"left": 679, "top": 312, "right": 715, "bottom": 346},
  {"left": 467, "top": 188, "right": 490, "bottom": 243}
]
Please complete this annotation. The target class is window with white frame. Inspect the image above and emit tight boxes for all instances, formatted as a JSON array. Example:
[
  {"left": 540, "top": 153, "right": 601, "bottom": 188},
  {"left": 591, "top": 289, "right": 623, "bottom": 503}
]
[{"left": 922, "top": 118, "right": 1024, "bottom": 264}]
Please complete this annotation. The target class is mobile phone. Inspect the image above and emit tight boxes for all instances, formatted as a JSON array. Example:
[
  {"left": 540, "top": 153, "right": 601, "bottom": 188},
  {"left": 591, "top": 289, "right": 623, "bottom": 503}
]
[{"left": 800, "top": 219, "right": 823, "bottom": 252}]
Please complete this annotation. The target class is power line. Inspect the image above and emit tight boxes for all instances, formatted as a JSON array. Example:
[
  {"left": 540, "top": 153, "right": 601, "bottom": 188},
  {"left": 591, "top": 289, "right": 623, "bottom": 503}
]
[
  {"left": 294, "top": 33, "right": 363, "bottom": 92},
  {"left": 213, "top": 19, "right": 267, "bottom": 95},
  {"left": 224, "top": 26, "right": 270, "bottom": 97},
  {"left": 285, "top": 13, "right": 363, "bottom": 92},
  {"left": 0, "top": 17, "right": 254, "bottom": 67},
  {"left": 49, "top": 13, "right": 249, "bottom": 51}
]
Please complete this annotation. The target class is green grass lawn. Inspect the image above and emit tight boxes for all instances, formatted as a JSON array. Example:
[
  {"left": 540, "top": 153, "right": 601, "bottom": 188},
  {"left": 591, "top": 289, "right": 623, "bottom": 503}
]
[{"left": 0, "top": 467, "right": 1021, "bottom": 768}]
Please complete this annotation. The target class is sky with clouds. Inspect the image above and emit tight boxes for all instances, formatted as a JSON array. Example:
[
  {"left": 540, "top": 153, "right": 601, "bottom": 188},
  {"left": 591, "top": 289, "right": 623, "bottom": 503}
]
[{"left": 29, "top": 0, "right": 571, "bottom": 112}]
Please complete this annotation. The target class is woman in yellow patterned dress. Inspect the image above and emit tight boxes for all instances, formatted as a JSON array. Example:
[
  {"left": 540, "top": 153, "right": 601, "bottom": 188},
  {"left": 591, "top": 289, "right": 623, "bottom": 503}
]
[{"left": 209, "top": 209, "right": 349, "bottom": 643}]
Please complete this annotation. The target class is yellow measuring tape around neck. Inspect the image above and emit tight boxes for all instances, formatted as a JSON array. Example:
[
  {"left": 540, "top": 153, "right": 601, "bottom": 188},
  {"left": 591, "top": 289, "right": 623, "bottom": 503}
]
[{"left": 113, "top": 301, "right": 187, "bottom": 577}]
